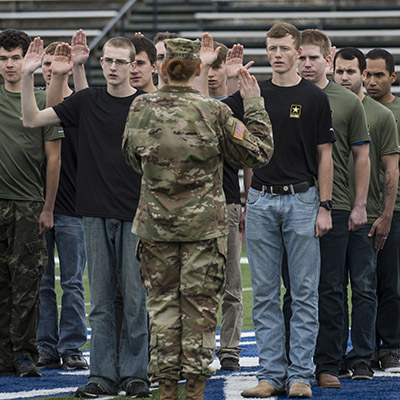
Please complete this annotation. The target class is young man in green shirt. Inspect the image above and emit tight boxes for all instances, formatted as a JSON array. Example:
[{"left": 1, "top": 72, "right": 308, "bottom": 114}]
[
  {"left": 364, "top": 48, "right": 400, "bottom": 373},
  {"left": 0, "top": 29, "right": 63, "bottom": 377},
  {"left": 334, "top": 46, "right": 399, "bottom": 377},
  {"left": 296, "top": 29, "right": 371, "bottom": 386}
]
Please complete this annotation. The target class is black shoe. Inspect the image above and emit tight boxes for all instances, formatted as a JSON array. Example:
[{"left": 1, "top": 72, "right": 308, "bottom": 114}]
[
  {"left": 370, "top": 359, "right": 381, "bottom": 370},
  {"left": 338, "top": 367, "right": 352, "bottom": 379},
  {"left": 351, "top": 362, "right": 374, "bottom": 380},
  {"left": 63, "top": 355, "right": 88, "bottom": 370},
  {"left": 0, "top": 365, "right": 15, "bottom": 376},
  {"left": 126, "top": 381, "right": 151, "bottom": 398},
  {"left": 75, "top": 383, "right": 107, "bottom": 398},
  {"left": 380, "top": 350, "right": 400, "bottom": 373},
  {"left": 37, "top": 353, "right": 61, "bottom": 369},
  {"left": 14, "top": 355, "right": 42, "bottom": 377},
  {"left": 220, "top": 357, "right": 240, "bottom": 371}
]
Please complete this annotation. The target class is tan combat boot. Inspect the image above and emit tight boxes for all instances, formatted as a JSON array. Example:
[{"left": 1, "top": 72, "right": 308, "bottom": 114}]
[
  {"left": 185, "top": 378, "right": 206, "bottom": 400},
  {"left": 159, "top": 379, "right": 179, "bottom": 400}
]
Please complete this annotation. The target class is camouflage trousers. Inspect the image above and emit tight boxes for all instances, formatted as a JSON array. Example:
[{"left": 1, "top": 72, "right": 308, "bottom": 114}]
[
  {"left": 138, "top": 236, "right": 227, "bottom": 382},
  {"left": 0, "top": 199, "right": 47, "bottom": 366}
]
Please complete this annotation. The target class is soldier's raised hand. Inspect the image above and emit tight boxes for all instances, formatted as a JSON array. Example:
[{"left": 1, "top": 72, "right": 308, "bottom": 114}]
[
  {"left": 200, "top": 32, "right": 220, "bottom": 67},
  {"left": 22, "top": 37, "right": 44, "bottom": 75},
  {"left": 71, "top": 29, "right": 89, "bottom": 65},
  {"left": 226, "top": 44, "right": 254, "bottom": 79},
  {"left": 238, "top": 67, "right": 260, "bottom": 99},
  {"left": 51, "top": 43, "right": 74, "bottom": 76}
]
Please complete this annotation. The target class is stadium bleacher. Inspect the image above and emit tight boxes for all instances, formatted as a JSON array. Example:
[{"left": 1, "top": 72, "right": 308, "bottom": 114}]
[{"left": 1, "top": 0, "right": 400, "bottom": 88}]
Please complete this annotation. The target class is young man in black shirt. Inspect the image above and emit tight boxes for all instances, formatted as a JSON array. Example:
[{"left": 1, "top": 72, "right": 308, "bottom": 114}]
[{"left": 21, "top": 37, "right": 150, "bottom": 398}]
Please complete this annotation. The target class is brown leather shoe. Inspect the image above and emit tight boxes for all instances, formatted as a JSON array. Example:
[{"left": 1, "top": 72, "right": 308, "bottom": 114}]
[
  {"left": 317, "top": 373, "right": 342, "bottom": 388},
  {"left": 241, "top": 381, "right": 284, "bottom": 398},
  {"left": 288, "top": 382, "right": 313, "bottom": 398}
]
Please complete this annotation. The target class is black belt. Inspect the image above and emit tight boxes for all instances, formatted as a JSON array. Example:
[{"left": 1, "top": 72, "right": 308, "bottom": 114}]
[{"left": 251, "top": 179, "right": 315, "bottom": 195}]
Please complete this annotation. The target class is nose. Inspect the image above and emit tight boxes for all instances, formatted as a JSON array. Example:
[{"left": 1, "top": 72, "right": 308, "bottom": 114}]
[
  {"left": 6, "top": 58, "right": 13, "bottom": 67},
  {"left": 304, "top": 57, "right": 312, "bottom": 67}
]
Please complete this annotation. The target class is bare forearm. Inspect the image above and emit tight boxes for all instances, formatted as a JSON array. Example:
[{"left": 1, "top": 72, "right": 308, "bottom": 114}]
[
  {"left": 73, "top": 63, "right": 89, "bottom": 92},
  {"left": 21, "top": 72, "right": 42, "bottom": 127},
  {"left": 43, "top": 155, "right": 61, "bottom": 213},
  {"left": 353, "top": 153, "right": 370, "bottom": 208},
  {"left": 381, "top": 162, "right": 399, "bottom": 218},
  {"left": 194, "top": 65, "right": 210, "bottom": 95},
  {"left": 46, "top": 74, "right": 67, "bottom": 107},
  {"left": 318, "top": 148, "right": 333, "bottom": 201}
]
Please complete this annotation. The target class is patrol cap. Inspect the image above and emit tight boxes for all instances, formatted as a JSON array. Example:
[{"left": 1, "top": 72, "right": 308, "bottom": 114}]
[{"left": 164, "top": 38, "right": 201, "bottom": 60}]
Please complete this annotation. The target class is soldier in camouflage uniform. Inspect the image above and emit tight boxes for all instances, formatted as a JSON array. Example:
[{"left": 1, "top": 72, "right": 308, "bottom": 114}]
[{"left": 122, "top": 38, "right": 274, "bottom": 400}]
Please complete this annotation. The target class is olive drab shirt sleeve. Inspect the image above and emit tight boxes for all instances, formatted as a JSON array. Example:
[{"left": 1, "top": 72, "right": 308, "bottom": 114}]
[{"left": 218, "top": 97, "right": 274, "bottom": 168}]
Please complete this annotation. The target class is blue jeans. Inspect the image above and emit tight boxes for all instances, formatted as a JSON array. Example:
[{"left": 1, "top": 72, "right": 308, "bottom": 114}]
[
  {"left": 376, "top": 211, "right": 400, "bottom": 350},
  {"left": 314, "top": 210, "right": 350, "bottom": 377},
  {"left": 83, "top": 217, "right": 149, "bottom": 394},
  {"left": 38, "top": 214, "right": 87, "bottom": 359},
  {"left": 245, "top": 186, "right": 320, "bottom": 390},
  {"left": 345, "top": 224, "right": 377, "bottom": 368}
]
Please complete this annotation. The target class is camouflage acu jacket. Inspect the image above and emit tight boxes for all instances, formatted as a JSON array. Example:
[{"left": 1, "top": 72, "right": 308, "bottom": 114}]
[{"left": 122, "top": 85, "right": 273, "bottom": 241}]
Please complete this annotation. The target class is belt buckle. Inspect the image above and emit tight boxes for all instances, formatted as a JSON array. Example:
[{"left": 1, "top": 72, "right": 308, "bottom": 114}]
[{"left": 270, "top": 185, "right": 279, "bottom": 196}]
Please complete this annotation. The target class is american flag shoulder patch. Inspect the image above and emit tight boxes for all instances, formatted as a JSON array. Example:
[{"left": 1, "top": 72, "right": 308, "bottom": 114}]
[{"left": 233, "top": 121, "right": 245, "bottom": 140}]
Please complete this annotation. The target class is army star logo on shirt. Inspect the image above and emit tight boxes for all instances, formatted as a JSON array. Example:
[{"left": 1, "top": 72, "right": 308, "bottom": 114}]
[{"left": 290, "top": 104, "right": 302, "bottom": 118}]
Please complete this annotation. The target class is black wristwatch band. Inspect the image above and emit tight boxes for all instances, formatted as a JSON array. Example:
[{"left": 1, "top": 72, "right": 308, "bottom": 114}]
[{"left": 320, "top": 200, "right": 334, "bottom": 210}]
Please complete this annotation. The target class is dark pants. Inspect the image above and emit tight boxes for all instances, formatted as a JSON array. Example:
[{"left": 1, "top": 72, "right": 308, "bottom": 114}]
[
  {"left": 376, "top": 211, "right": 400, "bottom": 350},
  {"left": 344, "top": 224, "right": 377, "bottom": 368}
]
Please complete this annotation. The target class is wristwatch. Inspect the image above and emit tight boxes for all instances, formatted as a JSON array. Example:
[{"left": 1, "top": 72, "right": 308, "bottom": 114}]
[{"left": 320, "top": 200, "right": 334, "bottom": 210}]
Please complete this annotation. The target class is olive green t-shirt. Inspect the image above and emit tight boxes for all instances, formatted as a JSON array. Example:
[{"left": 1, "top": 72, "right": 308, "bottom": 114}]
[
  {"left": 323, "top": 81, "right": 370, "bottom": 211},
  {"left": 0, "top": 85, "right": 64, "bottom": 202},
  {"left": 382, "top": 96, "right": 400, "bottom": 212},
  {"left": 349, "top": 96, "right": 399, "bottom": 223}
]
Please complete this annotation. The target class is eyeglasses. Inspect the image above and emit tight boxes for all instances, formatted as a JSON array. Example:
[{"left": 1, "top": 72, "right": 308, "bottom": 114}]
[{"left": 101, "top": 57, "right": 132, "bottom": 66}]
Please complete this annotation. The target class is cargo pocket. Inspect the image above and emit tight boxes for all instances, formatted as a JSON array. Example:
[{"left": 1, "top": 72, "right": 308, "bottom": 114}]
[{"left": 25, "top": 238, "right": 47, "bottom": 275}]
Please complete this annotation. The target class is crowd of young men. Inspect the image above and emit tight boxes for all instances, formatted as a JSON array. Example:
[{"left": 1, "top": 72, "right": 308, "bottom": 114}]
[{"left": 0, "top": 20, "right": 399, "bottom": 400}]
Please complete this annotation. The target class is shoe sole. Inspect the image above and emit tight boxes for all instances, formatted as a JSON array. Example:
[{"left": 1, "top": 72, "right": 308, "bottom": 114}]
[
  {"left": 351, "top": 375, "right": 373, "bottom": 380},
  {"left": 384, "top": 367, "right": 400, "bottom": 373},
  {"left": 220, "top": 366, "right": 240, "bottom": 371},
  {"left": 63, "top": 365, "right": 89, "bottom": 370},
  {"left": 19, "top": 370, "right": 42, "bottom": 377}
]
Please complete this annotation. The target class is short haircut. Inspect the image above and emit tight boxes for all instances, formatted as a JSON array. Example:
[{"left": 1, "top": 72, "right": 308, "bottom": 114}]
[
  {"left": 365, "top": 48, "right": 395, "bottom": 75},
  {"left": 44, "top": 41, "right": 62, "bottom": 56},
  {"left": 153, "top": 31, "right": 179, "bottom": 45},
  {"left": 301, "top": 29, "right": 332, "bottom": 59},
  {"left": 103, "top": 36, "right": 135, "bottom": 61},
  {"left": 334, "top": 47, "right": 366, "bottom": 72},
  {"left": 0, "top": 28, "right": 31, "bottom": 56},
  {"left": 266, "top": 22, "right": 301, "bottom": 50},
  {"left": 211, "top": 41, "right": 228, "bottom": 69},
  {"left": 130, "top": 36, "right": 156, "bottom": 65}
]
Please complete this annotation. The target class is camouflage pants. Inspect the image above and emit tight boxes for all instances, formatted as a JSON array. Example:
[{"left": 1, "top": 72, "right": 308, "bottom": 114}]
[
  {"left": 0, "top": 199, "right": 47, "bottom": 366},
  {"left": 138, "top": 236, "right": 227, "bottom": 382}
]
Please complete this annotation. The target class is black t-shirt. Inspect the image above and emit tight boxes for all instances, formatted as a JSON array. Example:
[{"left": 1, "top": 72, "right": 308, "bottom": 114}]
[
  {"left": 224, "top": 78, "right": 335, "bottom": 186},
  {"left": 53, "top": 87, "right": 143, "bottom": 221},
  {"left": 42, "top": 93, "right": 80, "bottom": 217},
  {"left": 223, "top": 159, "right": 240, "bottom": 204}
]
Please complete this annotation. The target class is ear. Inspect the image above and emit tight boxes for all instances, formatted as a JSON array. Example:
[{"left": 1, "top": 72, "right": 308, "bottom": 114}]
[
  {"left": 151, "top": 62, "right": 156, "bottom": 74},
  {"left": 362, "top": 69, "right": 367, "bottom": 82},
  {"left": 195, "top": 63, "right": 202, "bottom": 77},
  {"left": 390, "top": 71, "right": 397, "bottom": 85}
]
